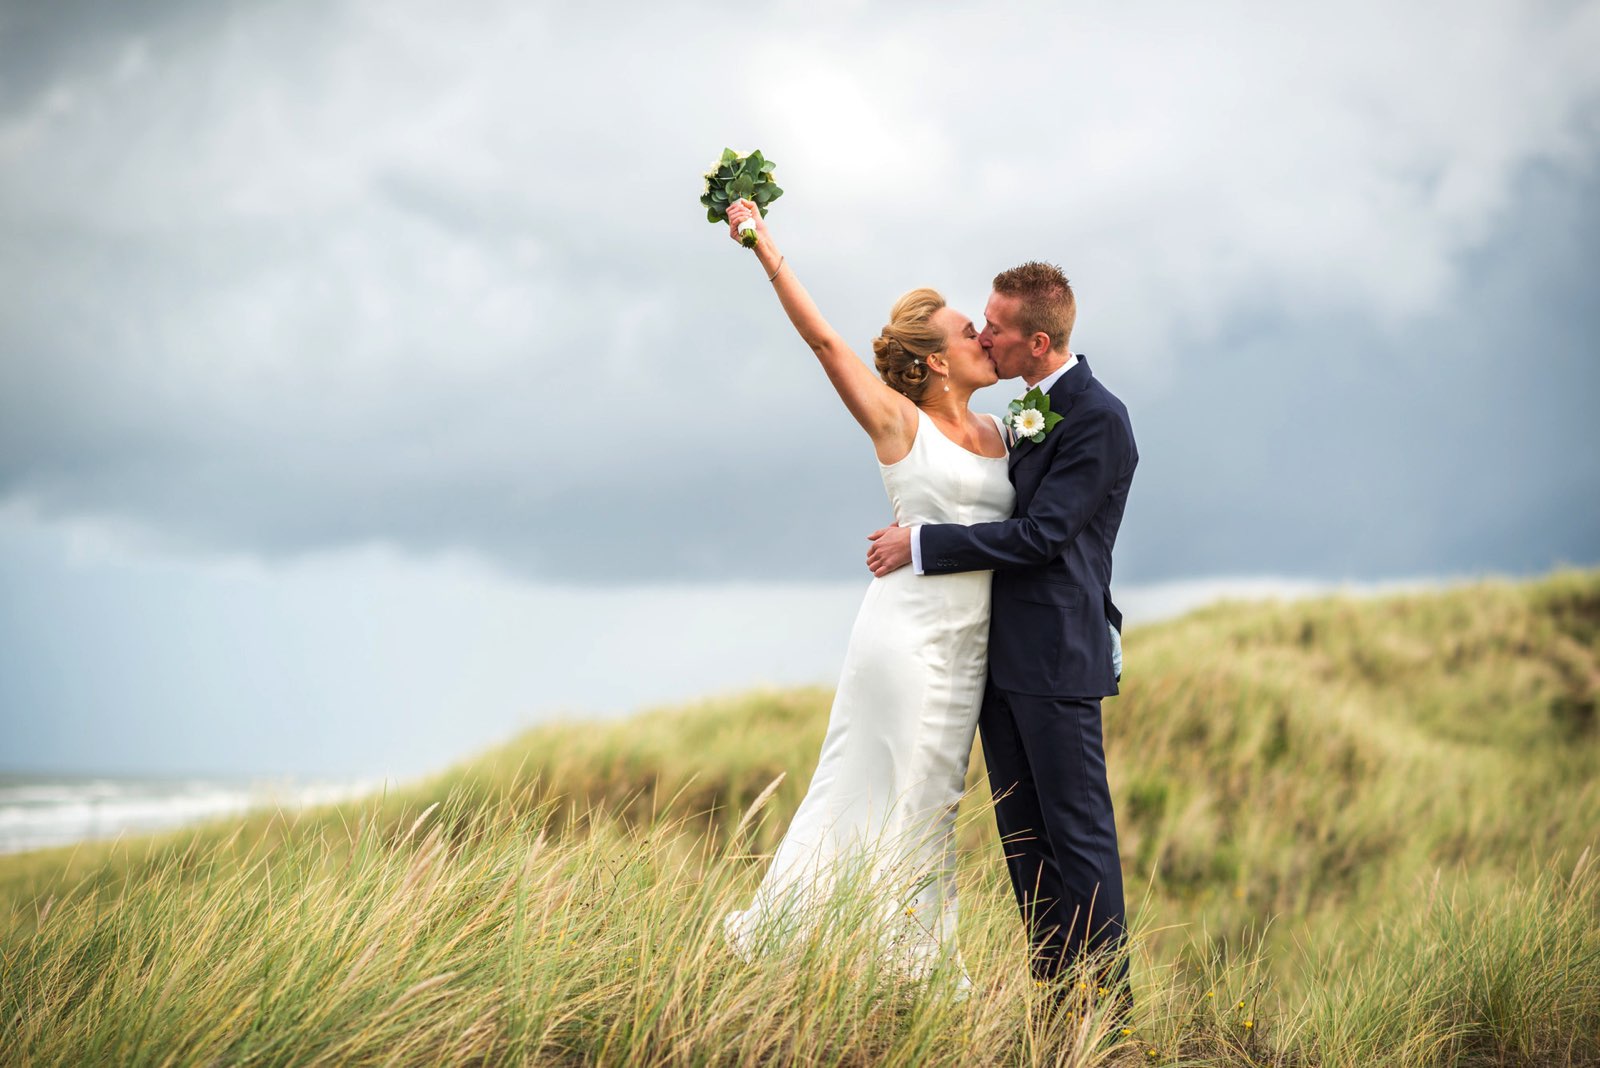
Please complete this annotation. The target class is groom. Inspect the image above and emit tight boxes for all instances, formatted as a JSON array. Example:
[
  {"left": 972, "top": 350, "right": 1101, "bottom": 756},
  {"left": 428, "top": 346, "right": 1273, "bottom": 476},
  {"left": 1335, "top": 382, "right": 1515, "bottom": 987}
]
[{"left": 866, "top": 262, "right": 1137, "bottom": 1001}]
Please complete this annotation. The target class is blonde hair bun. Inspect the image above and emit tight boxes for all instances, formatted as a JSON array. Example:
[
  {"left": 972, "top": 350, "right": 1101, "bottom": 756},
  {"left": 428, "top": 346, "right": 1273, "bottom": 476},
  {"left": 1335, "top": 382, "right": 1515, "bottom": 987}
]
[{"left": 872, "top": 287, "right": 946, "bottom": 402}]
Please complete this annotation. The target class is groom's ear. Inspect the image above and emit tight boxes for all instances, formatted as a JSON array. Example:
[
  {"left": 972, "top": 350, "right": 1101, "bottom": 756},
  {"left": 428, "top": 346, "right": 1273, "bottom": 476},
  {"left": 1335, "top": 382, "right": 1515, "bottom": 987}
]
[{"left": 1030, "top": 332, "right": 1053, "bottom": 358}]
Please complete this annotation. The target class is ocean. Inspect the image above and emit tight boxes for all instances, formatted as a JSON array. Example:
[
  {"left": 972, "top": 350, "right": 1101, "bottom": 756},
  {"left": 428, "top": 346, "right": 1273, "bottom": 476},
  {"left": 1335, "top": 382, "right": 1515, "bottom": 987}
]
[{"left": 0, "top": 773, "right": 386, "bottom": 856}]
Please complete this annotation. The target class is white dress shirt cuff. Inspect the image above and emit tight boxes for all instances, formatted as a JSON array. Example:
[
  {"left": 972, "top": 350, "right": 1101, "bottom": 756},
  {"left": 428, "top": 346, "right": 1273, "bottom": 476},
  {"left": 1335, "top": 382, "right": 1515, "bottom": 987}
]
[{"left": 910, "top": 525, "right": 925, "bottom": 576}]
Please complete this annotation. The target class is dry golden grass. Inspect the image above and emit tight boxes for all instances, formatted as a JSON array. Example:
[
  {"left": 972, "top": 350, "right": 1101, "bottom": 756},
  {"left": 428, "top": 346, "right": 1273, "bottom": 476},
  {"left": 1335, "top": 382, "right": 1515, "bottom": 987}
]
[{"left": 2, "top": 569, "right": 1597, "bottom": 1065}]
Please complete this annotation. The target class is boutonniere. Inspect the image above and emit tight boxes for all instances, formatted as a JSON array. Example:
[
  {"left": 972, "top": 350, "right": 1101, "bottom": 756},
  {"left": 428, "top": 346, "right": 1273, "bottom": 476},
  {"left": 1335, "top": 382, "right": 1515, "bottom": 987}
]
[{"left": 1003, "top": 387, "right": 1063, "bottom": 444}]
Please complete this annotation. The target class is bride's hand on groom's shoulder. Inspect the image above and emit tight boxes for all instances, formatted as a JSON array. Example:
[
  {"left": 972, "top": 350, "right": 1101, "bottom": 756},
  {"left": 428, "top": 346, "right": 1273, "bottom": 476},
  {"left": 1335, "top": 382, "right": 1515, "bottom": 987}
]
[{"left": 725, "top": 199, "right": 768, "bottom": 244}]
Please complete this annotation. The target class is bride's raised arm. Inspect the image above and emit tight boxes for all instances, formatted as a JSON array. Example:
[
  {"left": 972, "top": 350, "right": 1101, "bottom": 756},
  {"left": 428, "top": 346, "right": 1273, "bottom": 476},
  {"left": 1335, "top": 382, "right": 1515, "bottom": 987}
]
[{"left": 724, "top": 199, "right": 916, "bottom": 456}]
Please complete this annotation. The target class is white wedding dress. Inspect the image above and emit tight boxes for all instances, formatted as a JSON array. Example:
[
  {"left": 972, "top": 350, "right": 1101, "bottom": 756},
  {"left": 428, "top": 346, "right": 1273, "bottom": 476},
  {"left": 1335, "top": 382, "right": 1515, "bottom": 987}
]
[{"left": 725, "top": 408, "right": 1015, "bottom": 978}]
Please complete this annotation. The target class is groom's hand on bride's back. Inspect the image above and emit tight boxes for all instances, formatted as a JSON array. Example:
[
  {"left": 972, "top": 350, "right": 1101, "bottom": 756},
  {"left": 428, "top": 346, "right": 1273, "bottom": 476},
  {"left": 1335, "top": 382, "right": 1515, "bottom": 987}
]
[{"left": 867, "top": 525, "right": 913, "bottom": 577}]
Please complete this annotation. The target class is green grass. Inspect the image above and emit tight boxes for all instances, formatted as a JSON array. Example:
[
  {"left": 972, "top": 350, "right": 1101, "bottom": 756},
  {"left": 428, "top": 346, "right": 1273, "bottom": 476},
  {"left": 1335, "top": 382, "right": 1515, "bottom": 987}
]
[{"left": 2, "top": 570, "right": 1597, "bottom": 1066}]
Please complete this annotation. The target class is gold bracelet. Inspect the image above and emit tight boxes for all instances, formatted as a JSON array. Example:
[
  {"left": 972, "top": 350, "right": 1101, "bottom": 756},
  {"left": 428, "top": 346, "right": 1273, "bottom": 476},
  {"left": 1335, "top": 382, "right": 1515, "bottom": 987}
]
[{"left": 766, "top": 255, "right": 785, "bottom": 282}]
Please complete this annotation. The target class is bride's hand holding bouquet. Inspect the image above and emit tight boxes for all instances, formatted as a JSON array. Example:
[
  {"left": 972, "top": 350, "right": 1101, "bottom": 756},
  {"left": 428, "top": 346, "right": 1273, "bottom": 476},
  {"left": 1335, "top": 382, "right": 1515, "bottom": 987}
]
[
  {"left": 724, "top": 198, "right": 783, "bottom": 278},
  {"left": 723, "top": 198, "right": 767, "bottom": 245}
]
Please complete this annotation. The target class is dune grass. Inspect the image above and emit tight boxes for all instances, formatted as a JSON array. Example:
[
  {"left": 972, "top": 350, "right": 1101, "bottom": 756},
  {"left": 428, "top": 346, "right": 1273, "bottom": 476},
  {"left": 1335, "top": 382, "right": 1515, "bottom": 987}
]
[{"left": 2, "top": 570, "right": 1597, "bottom": 1065}]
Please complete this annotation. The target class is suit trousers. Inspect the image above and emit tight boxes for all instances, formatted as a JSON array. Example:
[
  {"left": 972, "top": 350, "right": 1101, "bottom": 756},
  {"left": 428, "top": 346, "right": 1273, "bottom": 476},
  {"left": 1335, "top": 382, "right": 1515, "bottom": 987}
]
[{"left": 979, "top": 681, "right": 1130, "bottom": 993}]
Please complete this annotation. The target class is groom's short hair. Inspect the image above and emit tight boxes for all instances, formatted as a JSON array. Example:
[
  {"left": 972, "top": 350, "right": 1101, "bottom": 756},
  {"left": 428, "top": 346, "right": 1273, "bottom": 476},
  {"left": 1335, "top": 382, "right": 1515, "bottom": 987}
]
[{"left": 993, "top": 262, "right": 1075, "bottom": 352}]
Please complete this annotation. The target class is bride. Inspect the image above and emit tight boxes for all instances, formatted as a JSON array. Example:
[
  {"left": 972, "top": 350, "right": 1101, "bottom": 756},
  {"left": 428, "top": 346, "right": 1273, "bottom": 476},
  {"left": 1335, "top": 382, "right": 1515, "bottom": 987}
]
[{"left": 717, "top": 200, "right": 1014, "bottom": 980}]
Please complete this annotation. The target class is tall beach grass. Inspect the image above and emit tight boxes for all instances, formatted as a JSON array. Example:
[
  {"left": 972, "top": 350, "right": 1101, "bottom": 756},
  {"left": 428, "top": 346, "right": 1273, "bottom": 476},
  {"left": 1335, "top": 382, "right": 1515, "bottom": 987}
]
[{"left": 2, "top": 570, "right": 1597, "bottom": 1065}]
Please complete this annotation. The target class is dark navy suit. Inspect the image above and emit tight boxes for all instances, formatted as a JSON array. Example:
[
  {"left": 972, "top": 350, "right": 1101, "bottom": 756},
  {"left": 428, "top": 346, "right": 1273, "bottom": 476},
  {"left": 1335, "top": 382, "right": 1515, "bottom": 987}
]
[{"left": 920, "top": 355, "right": 1137, "bottom": 989}]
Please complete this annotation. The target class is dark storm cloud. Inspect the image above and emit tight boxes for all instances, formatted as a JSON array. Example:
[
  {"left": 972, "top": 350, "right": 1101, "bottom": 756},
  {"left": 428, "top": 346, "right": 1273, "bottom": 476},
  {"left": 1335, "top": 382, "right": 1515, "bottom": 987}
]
[
  {"left": 0, "top": 0, "right": 215, "bottom": 104},
  {"left": 1118, "top": 161, "right": 1600, "bottom": 583}
]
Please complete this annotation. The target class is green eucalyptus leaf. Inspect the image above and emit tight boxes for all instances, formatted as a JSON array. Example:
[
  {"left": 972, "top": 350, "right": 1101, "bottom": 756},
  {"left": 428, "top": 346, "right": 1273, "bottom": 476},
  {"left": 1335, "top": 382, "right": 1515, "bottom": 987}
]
[
  {"left": 700, "top": 150, "right": 780, "bottom": 223},
  {"left": 1043, "top": 411, "right": 1063, "bottom": 430}
]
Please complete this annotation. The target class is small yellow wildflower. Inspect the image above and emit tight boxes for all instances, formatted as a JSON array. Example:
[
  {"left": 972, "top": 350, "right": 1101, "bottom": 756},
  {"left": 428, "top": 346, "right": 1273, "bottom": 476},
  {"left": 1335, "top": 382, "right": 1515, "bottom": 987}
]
[
  {"left": 1206, "top": 990, "right": 1215, "bottom": 998},
  {"left": 1120, "top": 1027, "right": 1133, "bottom": 1036},
  {"left": 1237, "top": 1000, "right": 1246, "bottom": 1009},
  {"left": 1244, "top": 1020, "right": 1254, "bottom": 1029}
]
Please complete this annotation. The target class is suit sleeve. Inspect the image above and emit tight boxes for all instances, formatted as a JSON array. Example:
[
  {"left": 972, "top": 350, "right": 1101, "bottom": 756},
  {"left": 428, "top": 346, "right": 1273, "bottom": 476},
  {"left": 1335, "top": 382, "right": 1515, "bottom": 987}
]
[{"left": 920, "top": 403, "right": 1131, "bottom": 574}]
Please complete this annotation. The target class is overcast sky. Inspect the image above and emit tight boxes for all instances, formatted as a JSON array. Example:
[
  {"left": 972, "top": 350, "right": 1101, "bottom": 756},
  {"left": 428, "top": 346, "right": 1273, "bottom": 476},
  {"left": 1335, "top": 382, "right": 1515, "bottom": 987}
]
[{"left": 2, "top": 1, "right": 1597, "bottom": 778}]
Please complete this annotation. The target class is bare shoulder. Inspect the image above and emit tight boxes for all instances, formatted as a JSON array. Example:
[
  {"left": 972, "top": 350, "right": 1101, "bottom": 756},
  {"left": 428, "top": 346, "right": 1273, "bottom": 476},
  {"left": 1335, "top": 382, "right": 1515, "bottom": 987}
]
[{"left": 871, "top": 395, "right": 921, "bottom": 465}]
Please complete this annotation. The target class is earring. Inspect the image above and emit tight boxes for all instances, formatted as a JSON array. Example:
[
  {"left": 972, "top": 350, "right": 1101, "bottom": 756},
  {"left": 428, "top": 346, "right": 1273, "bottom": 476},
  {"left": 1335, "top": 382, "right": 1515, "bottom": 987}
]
[{"left": 944, "top": 381, "right": 950, "bottom": 393}]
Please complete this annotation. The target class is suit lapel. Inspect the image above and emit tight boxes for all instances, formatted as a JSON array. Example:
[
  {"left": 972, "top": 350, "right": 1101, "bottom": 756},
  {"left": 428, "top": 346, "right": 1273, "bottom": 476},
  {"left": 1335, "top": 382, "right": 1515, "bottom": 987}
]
[
  {"left": 1007, "top": 356, "right": 1093, "bottom": 474},
  {"left": 1007, "top": 431, "right": 1032, "bottom": 470},
  {"left": 1053, "top": 354, "right": 1092, "bottom": 407}
]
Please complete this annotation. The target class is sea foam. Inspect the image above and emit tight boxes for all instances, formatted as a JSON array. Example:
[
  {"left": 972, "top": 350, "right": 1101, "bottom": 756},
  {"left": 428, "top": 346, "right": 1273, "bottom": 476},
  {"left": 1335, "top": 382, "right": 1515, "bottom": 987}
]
[{"left": 0, "top": 775, "right": 384, "bottom": 855}]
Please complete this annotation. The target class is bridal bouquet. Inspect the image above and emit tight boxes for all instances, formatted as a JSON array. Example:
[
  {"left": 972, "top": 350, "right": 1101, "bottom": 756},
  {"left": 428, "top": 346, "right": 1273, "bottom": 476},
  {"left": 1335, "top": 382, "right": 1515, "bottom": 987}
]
[{"left": 701, "top": 148, "right": 783, "bottom": 247}]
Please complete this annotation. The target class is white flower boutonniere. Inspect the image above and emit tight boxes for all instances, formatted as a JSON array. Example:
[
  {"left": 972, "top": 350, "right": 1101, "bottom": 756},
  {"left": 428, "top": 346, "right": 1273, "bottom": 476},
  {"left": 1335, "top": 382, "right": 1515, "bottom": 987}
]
[{"left": 1003, "top": 387, "right": 1063, "bottom": 444}]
